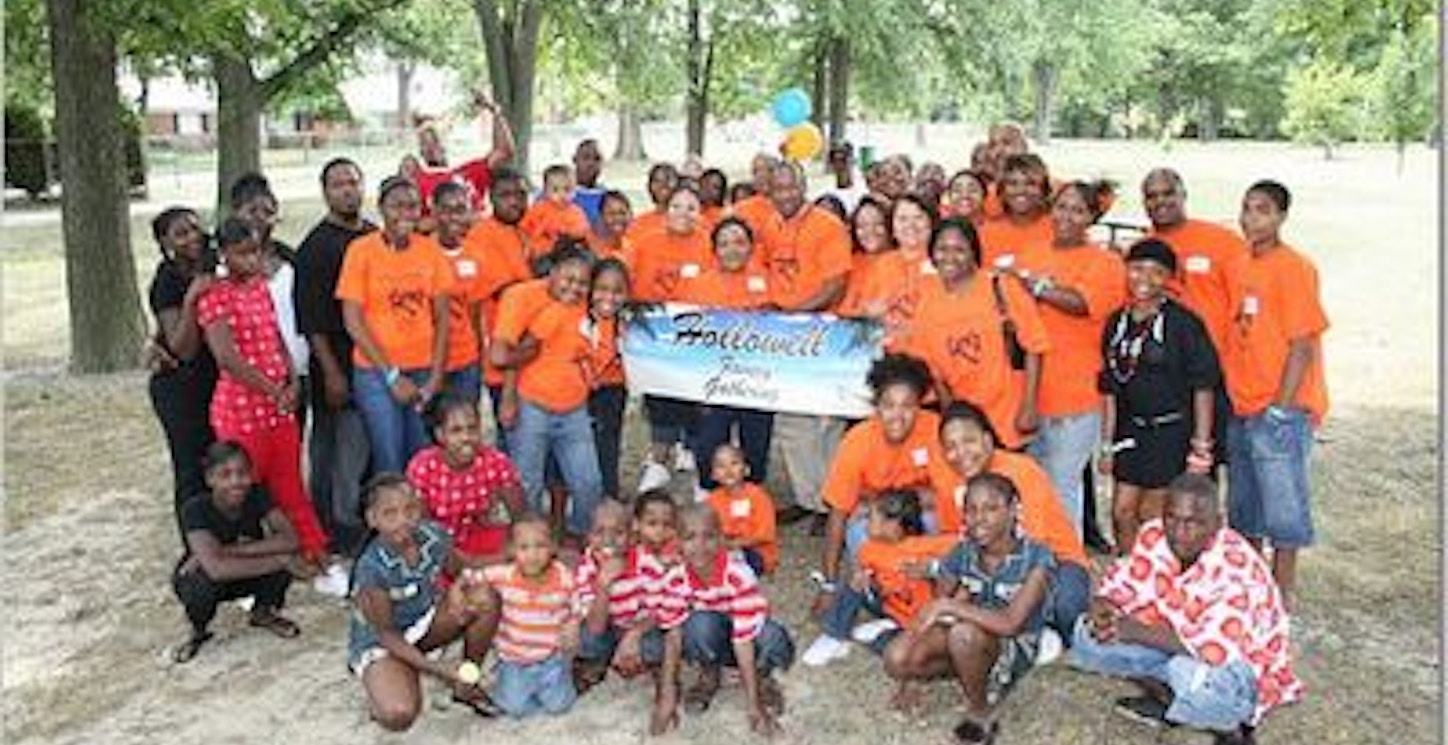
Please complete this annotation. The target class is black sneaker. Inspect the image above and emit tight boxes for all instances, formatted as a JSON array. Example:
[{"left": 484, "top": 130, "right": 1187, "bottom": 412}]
[
  {"left": 1113, "top": 695, "right": 1170, "bottom": 727},
  {"left": 1214, "top": 725, "right": 1256, "bottom": 745}
]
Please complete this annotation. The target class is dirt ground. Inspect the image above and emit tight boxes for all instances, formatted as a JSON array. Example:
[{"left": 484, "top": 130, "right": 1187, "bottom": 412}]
[{"left": 2, "top": 136, "right": 1439, "bottom": 744}]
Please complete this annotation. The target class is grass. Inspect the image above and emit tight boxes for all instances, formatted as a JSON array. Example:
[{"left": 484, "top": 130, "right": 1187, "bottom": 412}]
[{"left": 1, "top": 134, "right": 1439, "bottom": 744}]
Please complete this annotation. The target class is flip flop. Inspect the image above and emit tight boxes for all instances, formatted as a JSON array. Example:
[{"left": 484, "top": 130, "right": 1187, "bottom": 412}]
[
  {"left": 952, "top": 718, "right": 999, "bottom": 745},
  {"left": 452, "top": 689, "right": 503, "bottom": 718},
  {"left": 248, "top": 611, "right": 301, "bottom": 639},
  {"left": 172, "top": 631, "right": 214, "bottom": 664}
]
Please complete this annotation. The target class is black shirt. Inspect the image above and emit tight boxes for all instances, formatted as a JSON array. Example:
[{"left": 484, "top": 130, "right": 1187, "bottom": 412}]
[
  {"left": 180, "top": 486, "right": 274, "bottom": 559},
  {"left": 1098, "top": 299, "right": 1221, "bottom": 420},
  {"left": 293, "top": 218, "right": 376, "bottom": 393},
  {"left": 147, "top": 257, "right": 219, "bottom": 390}
]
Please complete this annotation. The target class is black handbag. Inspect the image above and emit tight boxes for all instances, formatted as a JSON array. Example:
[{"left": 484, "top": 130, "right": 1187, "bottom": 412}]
[{"left": 990, "top": 274, "right": 1028, "bottom": 371}]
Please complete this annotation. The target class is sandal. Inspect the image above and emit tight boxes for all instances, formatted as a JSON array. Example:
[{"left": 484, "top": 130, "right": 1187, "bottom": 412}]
[
  {"left": 451, "top": 688, "right": 503, "bottom": 718},
  {"left": 172, "top": 631, "right": 214, "bottom": 664},
  {"left": 952, "top": 717, "right": 999, "bottom": 745},
  {"left": 248, "top": 609, "right": 301, "bottom": 638}
]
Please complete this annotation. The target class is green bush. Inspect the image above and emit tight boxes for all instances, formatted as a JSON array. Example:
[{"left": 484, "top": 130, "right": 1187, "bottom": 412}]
[{"left": 5, "top": 100, "right": 51, "bottom": 197}]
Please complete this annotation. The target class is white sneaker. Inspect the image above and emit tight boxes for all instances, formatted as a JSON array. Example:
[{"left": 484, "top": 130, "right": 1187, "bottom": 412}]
[
  {"left": 233, "top": 596, "right": 256, "bottom": 612},
  {"left": 637, "top": 461, "right": 672, "bottom": 493},
  {"left": 1034, "top": 628, "right": 1063, "bottom": 667},
  {"left": 312, "top": 562, "right": 351, "bottom": 598},
  {"left": 673, "top": 447, "right": 698, "bottom": 473},
  {"left": 850, "top": 618, "right": 901, "bottom": 645},
  {"left": 801, "top": 634, "right": 851, "bottom": 667}
]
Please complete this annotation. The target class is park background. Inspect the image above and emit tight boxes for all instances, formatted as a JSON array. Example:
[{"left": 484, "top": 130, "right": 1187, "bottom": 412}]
[{"left": 3, "top": 0, "right": 1442, "bottom": 743}]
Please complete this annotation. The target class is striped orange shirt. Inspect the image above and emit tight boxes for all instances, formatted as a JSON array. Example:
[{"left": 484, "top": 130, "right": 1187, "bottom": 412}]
[{"left": 483, "top": 560, "right": 577, "bottom": 664}]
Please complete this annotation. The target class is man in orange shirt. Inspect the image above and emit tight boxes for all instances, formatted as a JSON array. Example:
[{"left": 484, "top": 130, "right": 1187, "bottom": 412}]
[
  {"left": 431, "top": 182, "right": 487, "bottom": 403},
  {"left": 761, "top": 162, "right": 853, "bottom": 532},
  {"left": 730, "top": 153, "right": 779, "bottom": 236},
  {"left": 467, "top": 168, "right": 535, "bottom": 444},
  {"left": 1221, "top": 180, "right": 1328, "bottom": 605}
]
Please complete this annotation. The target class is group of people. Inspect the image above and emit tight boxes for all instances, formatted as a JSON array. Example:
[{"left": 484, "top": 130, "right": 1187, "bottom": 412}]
[{"left": 143, "top": 108, "right": 1323, "bottom": 744}]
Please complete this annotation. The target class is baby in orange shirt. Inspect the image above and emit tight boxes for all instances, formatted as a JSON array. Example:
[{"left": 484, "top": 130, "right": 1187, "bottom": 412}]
[
  {"left": 703, "top": 444, "right": 779, "bottom": 577},
  {"left": 521, "top": 164, "right": 591, "bottom": 254}
]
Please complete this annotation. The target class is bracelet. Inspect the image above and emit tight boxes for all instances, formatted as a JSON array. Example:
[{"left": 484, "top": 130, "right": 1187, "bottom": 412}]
[
  {"left": 926, "top": 559, "right": 942, "bottom": 579},
  {"left": 384, "top": 367, "right": 402, "bottom": 386},
  {"left": 1031, "top": 276, "right": 1055, "bottom": 298}
]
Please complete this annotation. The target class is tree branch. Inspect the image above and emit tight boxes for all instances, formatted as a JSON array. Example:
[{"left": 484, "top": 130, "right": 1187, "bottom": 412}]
[{"left": 260, "top": 0, "right": 409, "bottom": 99}]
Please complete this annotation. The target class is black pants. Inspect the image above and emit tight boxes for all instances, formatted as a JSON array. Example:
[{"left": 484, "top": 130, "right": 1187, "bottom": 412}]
[
  {"left": 589, "top": 385, "right": 627, "bottom": 500},
  {"left": 690, "top": 405, "right": 773, "bottom": 490},
  {"left": 173, "top": 563, "right": 291, "bottom": 635},
  {"left": 149, "top": 369, "right": 216, "bottom": 544},
  {"left": 308, "top": 402, "right": 372, "bottom": 554}
]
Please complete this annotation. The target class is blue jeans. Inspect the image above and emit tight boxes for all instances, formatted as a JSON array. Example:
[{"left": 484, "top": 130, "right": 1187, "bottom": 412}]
[
  {"left": 493, "top": 654, "right": 576, "bottom": 717},
  {"left": 680, "top": 612, "right": 795, "bottom": 674},
  {"left": 690, "top": 405, "right": 773, "bottom": 490},
  {"left": 445, "top": 364, "right": 481, "bottom": 404},
  {"left": 507, "top": 400, "right": 603, "bottom": 537},
  {"left": 577, "top": 624, "right": 665, "bottom": 665},
  {"left": 1227, "top": 408, "right": 1315, "bottom": 547},
  {"left": 819, "top": 584, "right": 898, "bottom": 652},
  {"left": 1046, "top": 562, "right": 1091, "bottom": 643},
  {"left": 1028, "top": 411, "right": 1101, "bottom": 538},
  {"left": 352, "top": 367, "right": 430, "bottom": 474},
  {"left": 1069, "top": 619, "right": 1258, "bottom": 731}
]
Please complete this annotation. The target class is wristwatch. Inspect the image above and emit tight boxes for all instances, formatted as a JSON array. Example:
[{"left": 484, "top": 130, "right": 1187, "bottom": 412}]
[{"left": 1030, "top": 276, "right": 1055, "bottom": 298}]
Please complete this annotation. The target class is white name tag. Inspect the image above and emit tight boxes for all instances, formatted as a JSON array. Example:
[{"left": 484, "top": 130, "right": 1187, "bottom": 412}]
[
  {"left": 457, "top": 259, "right": 478, "bottom": 278},
  {"left": 920, "top": 260, "right": 938, "bottom": 275},
  {"left": 680, "top": 263, "right": 701, "bottom": 278},
  {"left": 1242, "top": 295, "right": 1260, "bottom": 316},
  {"left": 1184, "top": 256, "right": 1211, "bottom": 274},
  {"left": 730, "top": 499, "right": 752, "bottom": 518},
  {"left": 994, "top": 254, "right": 1016, "bottom": 269},
  {"left": 747, "top": 276, "right": 768, "bottom": 293},
  {"left": 911, "top": 447, "right": 930, "bottom": 466}
]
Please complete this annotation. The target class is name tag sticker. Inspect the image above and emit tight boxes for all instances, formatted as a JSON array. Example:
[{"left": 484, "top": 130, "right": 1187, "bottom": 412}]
[
  {"left": 730, "top": 499, "right": 751, "bottom": 518},
  {"left": 921, "top": 261, "right": 939, "bottom": 275},
  {"left": 680, "top": 263, "right": 701, "bottom": 278},
  {"left": 1184, "top": 256, "right": 1211, "bottom": 274},
  {"left": 747, "top": 276, "right": 768, "bottom": 293},
  {"left": 911, "top": 447, "right": 930, "bottom": 466},
  {"left": 1242, "top": 295, "right": 1260, "bottom": 316},
  {"left": 457, "top": 259, "right": 478, "bottom": 278},
  {"left": 994, "top": 254, "right": 1016, "bottom": 269}
]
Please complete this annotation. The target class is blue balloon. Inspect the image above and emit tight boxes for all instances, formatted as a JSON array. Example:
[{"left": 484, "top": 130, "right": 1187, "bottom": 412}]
[{"left": 771, "top": 88, "right": 812, "bottom": 128}]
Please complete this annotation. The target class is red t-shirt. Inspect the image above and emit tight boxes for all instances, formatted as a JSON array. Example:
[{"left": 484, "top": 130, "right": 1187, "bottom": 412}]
[
  {"left": 415, "top": 159, "right": 494, "bottom": 214},
  {"left": 197, "top": 277, "right": 293, "bottom": 437},
  {"left": 406, "top": 445, "right": 520, "bottom": 559}
]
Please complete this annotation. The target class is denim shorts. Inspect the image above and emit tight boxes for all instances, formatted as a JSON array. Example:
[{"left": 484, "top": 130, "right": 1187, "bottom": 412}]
[{"left": 1226, "top": 407, "right": 1315, "bottom": 547}]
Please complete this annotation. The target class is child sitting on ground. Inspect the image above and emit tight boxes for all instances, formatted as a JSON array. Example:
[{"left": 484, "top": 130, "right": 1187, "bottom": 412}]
[
  {"left": 478, "top": 513, "right": 581, "bottom": 718},
  {"left": 572, "top": 500, "right": 666, "bottom": 693},
  {"left": 882, "top": 473, "right": 1054, "bottom": 745},
  {"left": 348, "top": 474, "right": 499, "bottom": 731},
  {"left": 702, "top": 444, "right": 778, "bottom": 577},
  {"left": 801, "top": 489, "right": 955, "bottom": 671},
  {"left": 172, "top": 441, "right": 302, "bottom": 663},
  {"left": 650, "top": 504, "right": 796, "bottom": 737}
]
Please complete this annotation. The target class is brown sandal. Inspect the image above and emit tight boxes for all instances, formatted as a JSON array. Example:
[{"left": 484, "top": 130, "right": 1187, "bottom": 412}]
[{"left": 248, "top": 609, "right": 301, "bottom": 638}]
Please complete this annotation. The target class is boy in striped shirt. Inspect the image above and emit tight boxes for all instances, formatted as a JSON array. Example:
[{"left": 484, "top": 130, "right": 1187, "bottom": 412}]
[
  {"left": 650, "top": 505, "right": 795, "bottom": 737},
  {"left": 573, "top": 500, "right": 664, "bottom": 691},
  {"left": 480, "top": 513, "right": 580, "bottom": 717}
]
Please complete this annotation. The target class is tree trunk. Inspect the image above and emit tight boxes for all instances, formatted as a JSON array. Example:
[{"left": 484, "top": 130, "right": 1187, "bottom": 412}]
[
  {"left": 213, "top": 55, "right": 263, "bottom": 212},
  {"left": 397, "top": 61, "right": 415, "bottom": 132},
  {"left": 826, "top": 36, "right": 850, "bottom": 144},
  {"left": 473, "top": 0, "right": 543, "bottom": 174},
  {"left": 614, "top": 106, "right": 646, "bottom": 161},
  {"left": 810, "top": 41, "right": 827, "bottom": 132},
  {"left": 684, "top": 0, "right": 707, "bottom": 157},
  {"left": 1197, "top": 96, "right": 1221, "bottom": 141},
  {"left": 1031, "top": 59, "right": 1057, "bottom": 144},
  {"left": 47, "top": 0, "right": 144, "bottom": 372}
]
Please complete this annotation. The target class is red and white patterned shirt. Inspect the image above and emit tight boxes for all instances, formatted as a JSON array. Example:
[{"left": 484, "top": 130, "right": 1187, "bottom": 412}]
[
  {"left": 197, "top": 276, "right": 293, "bottom": 436},
  {"left": 1098, "top": 520, "right": 1304, "bottom": 724},
  {"left": 572, "top": 546, "right": 652, "bottom": 629},
  {"left": 405, "top": 445, "right": 519, "bottom": 559},
  {"left": 655, "top": 549, "right": 769, "bottom": 643}
]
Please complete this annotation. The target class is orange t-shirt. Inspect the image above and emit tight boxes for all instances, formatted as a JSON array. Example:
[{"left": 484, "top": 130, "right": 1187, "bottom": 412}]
[
  {"left": 700, "top": 205, "right": 725, "bottom": 233},
  {"left": 586, "top": 231, "right": 629, "bottom": 263},
  {"left": 676, "top": 268, "right": 773, "bottom": 309},
  {"left": 907, "top": 276, "right": 1050, "bottom": 450},
  {"left": 706, "top": 483, "right": 779, "bottom": 573},
  {"left": 978, "top": 213, "right": 1052, "bottom": 269},
  {"left": 1148, "top": 219, "right": 1249, "bottom": 354},
  {"left": 1221, "top": 244, "right": 1330, "bottom": 423},
  {"left": 623, "top": 210, "right": 667, "bottom": 246},
  {"left": 622, "top": 228, "right": 713, "bottom": 303},
  {"left": 730, "top": 194, "right": 777, "bottom": 236},
  {"left": 982, "top": 188, "right": 1005, "bottom": 220},
  {"left": 584, "top": 315, "right": 625, "bottom": 388},
  {"left": 494, "top": 283, "right": 590, "bottom": 413},
  {"left": 759, "top": 205, "right": 852, "bottom": 310},
  {"left": 857, "top": 534, "right": 960, "bottom": 625},
  {"left": 335, "top": 232, "right": 456, "bottom": 370},
  {"left": 467, "top": 218, "right": 536, "bottom": 387},
  {"left": 839, "top": 250, "right": 939, "bottom": 350},
  {"left": 1017, "top": 242, "right": 1126, "bottom": 417},
  {"left": 928, "top": 450, "right": 1088, "bottom": 567},
  {"left": 520, "top": 199, "right": 591, "bottom": 256},
  {"left": 438, "top": 243, "right": 487, "bottom": 371},
  {"left": 822, "top": 411, "right": 941, "bottom": 515}
]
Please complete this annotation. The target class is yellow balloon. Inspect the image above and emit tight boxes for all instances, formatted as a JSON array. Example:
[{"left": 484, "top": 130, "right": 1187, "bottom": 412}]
[{"left": 782, "top": 123, "right": 824, "bottom": 162}]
